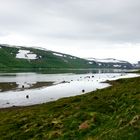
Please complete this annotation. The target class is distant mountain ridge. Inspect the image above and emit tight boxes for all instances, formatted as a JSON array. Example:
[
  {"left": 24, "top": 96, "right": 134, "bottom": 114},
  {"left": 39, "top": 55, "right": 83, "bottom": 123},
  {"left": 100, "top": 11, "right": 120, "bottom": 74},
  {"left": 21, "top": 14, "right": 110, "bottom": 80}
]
[
  {"left": 85, "top": 58, "right": 133, "bottom": 69},
  {"left": 86, "top": 58, "right": 128, "bottom": 63},
  {"left": 0, "top": 44, "right": 133, "bottom": 71}
]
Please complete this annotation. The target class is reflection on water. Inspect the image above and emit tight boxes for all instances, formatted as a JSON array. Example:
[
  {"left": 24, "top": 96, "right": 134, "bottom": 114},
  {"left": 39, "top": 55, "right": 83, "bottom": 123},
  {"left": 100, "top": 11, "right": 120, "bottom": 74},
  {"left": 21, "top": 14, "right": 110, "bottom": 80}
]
[
  {"left": 0, "top": 70, "right": 120, "bottom": 90},
  {"left": 0, "top": 82, "right": 53, "bottom": 92},
  {"left": 0, "top": 71, "right": 139, "bottom": 108},
  {"left": 0, "top": 68, "right": 128, "bottom": 74},
  {"left": 38, "top": 69, "right": 124, "bottom": 74},
  {"left": 0, "top": 69, "right": 128, "bottom": 92}
]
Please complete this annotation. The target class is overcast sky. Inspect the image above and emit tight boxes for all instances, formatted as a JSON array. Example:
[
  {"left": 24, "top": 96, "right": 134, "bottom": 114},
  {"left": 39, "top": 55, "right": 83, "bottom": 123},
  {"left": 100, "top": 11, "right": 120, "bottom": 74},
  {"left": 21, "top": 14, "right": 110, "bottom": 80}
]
[{"left": 0, "top": 0, "right": 140, "bottom": 63}]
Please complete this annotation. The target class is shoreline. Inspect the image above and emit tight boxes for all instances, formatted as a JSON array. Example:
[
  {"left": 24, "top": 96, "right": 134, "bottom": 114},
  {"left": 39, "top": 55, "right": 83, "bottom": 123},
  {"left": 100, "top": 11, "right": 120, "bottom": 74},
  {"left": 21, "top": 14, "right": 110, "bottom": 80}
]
[{"left": 0, "top": 73, "right": 139, "bottom": 109}]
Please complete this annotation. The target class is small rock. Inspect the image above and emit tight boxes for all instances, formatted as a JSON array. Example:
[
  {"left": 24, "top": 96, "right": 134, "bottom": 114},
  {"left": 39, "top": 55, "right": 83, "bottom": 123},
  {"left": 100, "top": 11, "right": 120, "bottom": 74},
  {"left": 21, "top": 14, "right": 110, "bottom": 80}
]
[
  {"left": 26, "top": 95, "right": 29, "bottom": 99},
  {"left": 82, "top": 89, "right": 85, "bottom": 93}
]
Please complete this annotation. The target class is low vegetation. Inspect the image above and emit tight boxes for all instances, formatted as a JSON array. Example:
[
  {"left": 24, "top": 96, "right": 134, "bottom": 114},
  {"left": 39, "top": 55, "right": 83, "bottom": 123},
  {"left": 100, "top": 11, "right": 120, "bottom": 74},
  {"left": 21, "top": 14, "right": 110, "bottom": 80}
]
[{"left": 0, "top": 76, "right": 140, "bottom": 140}]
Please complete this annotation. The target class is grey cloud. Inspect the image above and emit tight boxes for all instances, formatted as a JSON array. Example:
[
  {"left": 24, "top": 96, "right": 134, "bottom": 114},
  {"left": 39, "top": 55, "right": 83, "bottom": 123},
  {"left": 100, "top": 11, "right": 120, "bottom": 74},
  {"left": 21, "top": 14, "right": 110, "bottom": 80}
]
[{"left": 0, "top": 0, "right": 140, "bottom": 43}]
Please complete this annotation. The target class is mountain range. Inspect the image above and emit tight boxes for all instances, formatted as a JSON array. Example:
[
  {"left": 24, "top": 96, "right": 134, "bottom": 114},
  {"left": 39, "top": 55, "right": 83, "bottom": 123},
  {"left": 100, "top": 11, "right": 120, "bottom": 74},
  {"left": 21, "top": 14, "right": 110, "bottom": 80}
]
[{"left": 0, "top": 44, "right": 133, "bottom": 71}]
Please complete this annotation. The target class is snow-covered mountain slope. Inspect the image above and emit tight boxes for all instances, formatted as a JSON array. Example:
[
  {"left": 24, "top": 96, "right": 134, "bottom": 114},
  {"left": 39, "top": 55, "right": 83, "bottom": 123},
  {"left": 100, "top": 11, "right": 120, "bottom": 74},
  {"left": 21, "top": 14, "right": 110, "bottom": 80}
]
[
  {"left": 85, "top": 58, "right": 133, "bottom": 69},
  {"left": 86, "top": 58, "right": 127, "bottom": 63},
  {"left": 0, "top": 44, "right": 134, "bottom": 70}
]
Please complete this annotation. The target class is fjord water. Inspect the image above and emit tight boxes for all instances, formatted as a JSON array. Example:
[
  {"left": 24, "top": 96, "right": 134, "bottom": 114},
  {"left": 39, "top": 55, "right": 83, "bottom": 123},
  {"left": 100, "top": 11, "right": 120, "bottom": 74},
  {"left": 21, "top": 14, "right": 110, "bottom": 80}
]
[
  {"left": 0, "top": 69, "right": 139, "bottom": 108},
  {"left": 0, "top": 69, "right": 126, "bottom": 92}
]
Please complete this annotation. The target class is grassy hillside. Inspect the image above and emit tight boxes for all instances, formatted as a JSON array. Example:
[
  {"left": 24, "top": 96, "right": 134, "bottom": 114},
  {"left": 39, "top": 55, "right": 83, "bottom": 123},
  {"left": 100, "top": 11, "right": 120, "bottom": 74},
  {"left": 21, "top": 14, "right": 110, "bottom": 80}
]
[
  {"left": 0, "top": 44, "right": 97, "bottom": 71},
  {"left": 0, "top": 44, "right": 133, "bottom": 71},
  {"left": 0, "top": 76, "right": 140, "bottom": 140}
]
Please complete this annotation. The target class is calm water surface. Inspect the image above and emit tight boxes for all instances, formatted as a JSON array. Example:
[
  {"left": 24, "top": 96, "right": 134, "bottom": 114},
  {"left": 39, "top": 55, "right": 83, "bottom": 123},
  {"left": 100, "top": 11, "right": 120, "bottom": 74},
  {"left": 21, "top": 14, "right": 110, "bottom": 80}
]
[{"left": 0, "top": 69, "right": 139, "bottom": 108}]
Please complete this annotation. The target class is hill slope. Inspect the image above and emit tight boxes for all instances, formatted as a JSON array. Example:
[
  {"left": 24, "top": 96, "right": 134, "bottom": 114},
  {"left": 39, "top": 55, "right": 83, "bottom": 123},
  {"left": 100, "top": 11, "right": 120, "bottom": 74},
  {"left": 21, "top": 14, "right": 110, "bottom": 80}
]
[
  {"left": 0, "top": 44, "right": 133, "bottom": 70},
  {"left": 0, "top": 44, "right": 97, "bottom": 70}
]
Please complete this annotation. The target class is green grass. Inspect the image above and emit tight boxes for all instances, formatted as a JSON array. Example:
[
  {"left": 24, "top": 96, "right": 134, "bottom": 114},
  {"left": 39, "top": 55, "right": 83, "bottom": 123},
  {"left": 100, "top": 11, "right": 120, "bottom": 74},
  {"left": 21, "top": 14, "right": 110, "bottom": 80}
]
[
  {"left": 0, "top": 76, "right": 140, "bottom": 140},
  {"left": 0, "top": 44, "right": 133, "bottom": 71},
  {"left": 0, "top": 45, "right": 98, "bottom": 71}
]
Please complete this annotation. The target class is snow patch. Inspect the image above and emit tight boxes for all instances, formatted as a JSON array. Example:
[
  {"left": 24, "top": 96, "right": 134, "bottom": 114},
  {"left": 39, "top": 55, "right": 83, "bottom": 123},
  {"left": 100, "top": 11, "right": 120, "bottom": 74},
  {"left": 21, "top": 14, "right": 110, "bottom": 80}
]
[
  {"left": 53, "top": 53, "right": 63, "bottom": 57},
  {"left": 34, "top": 46, "right": 49, "bottom": 51},
  {"left": 16, "top": 50, "right": 37, "bottom": 60},
  {"left": 113, "top": 64, "right": 121, "bottom": 67},
  {"left": 86, "top": 58, "right": 127, "bottom": 63},
  {"left": 88, "top": 62, "right": 93, "bottom": 64},
  {"left": 69, "top": 56, "right": 76, "bottom": 59}
]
